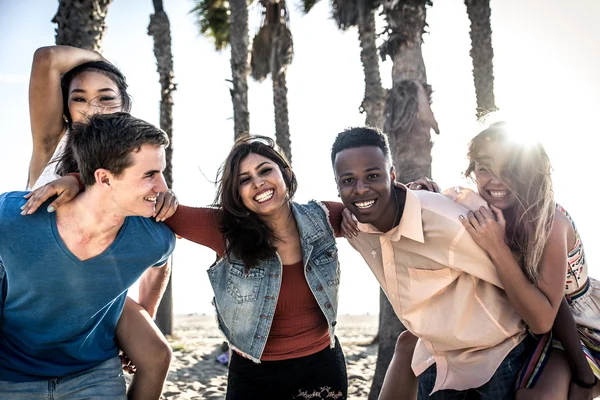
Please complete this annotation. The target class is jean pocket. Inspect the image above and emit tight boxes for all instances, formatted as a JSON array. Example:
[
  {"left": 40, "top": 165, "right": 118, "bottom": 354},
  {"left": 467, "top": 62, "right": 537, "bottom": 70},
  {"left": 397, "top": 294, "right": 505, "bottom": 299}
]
[
  {"left": 312, "top": 245, "right": 340, "bottom": 286},
  {"left": 226, "top": 263, "right": 265, "bottom": 303}
]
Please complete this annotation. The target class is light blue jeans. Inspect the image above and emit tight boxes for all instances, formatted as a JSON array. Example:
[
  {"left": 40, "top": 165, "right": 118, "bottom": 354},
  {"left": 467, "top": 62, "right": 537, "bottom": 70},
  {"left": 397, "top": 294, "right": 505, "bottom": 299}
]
[{"left": 0, "top": 356, "right": 126, "bottom": 399}]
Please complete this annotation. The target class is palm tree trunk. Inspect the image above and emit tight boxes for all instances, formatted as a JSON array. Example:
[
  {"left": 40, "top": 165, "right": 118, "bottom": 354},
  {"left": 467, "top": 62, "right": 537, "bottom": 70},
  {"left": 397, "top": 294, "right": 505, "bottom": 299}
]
[
  {"left": 465, "top": 0, "right": 497, "bottom": 118},
  {"left": 52, "top": 0, "right": 113, "bottom": 52},
  {"left": 369, "top": 1, "right": 438, "bottom": 398},
  {"left": 358, "top": 8, "right": 385, "bottom": 130},
  {"left": 229, "top": 0, "right": 251, "bottom": 138},
  {"left": 270, "top": 25, "right": 292, "bottom": 164},
  {"left": 148, "top": 0, "right": 176, "bottom": 335}
]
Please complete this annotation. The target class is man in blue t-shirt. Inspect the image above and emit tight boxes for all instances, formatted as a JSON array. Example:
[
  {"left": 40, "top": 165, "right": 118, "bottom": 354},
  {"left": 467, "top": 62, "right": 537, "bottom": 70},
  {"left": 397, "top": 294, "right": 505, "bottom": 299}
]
[{"left": 0, "top": 113, "right": 175, "bottom": 399}]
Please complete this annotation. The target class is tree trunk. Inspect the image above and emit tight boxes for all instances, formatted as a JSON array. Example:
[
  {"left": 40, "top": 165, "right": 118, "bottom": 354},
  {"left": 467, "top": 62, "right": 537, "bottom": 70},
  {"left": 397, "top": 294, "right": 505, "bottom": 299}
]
[
  {"left": 358, "top": 8, "right": 385, "bottom": 130},
  {"left": 52, "top": 0, "right": 113, "bottom": 52},
  {"left": 465, "top": 0, "right": 497, "bottom": 118},
  {"left": 229, "top": 0, "right": 251, "bottom": 138},
  {"left": 270, "top": 24, "right": 292, "bottom": 164},
  {"left": 369, "top": 1, "right": 438, "bottom": 398},
  {"left": 148, "top": 0, "right": 176, "bottom": 335}
]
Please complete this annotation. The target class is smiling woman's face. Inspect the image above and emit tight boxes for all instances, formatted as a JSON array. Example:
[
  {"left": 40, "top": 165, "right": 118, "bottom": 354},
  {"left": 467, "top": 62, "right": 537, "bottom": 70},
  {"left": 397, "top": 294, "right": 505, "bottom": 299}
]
[
  {"left": 472, "top": 141, "right": 518, "bottom": 210},
  {"left": 238, "top": 153, "right": 289, "bottom": 218}
]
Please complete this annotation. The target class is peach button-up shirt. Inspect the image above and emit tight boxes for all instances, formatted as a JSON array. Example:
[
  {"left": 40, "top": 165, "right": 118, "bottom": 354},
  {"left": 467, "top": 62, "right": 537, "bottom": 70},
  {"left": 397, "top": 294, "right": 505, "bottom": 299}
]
[{"left": 347, "top": 188, "right": 526, "bottom": 393}]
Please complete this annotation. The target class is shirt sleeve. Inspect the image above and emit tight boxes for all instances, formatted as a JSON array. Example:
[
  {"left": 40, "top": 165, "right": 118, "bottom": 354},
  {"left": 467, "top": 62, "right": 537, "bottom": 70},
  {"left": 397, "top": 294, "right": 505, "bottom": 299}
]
[
  {"left": 322, "top": 201, "right": 344, "bottom": 238},
  {"left": 164, "top": 206, "right": 226, "bottom": 257}
]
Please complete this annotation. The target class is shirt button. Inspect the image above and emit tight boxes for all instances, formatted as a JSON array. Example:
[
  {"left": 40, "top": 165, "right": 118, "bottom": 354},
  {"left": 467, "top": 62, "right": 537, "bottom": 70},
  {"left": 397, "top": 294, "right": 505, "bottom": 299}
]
[
  {"left": 325, "top": 303, "right": 332, "bottom": 309},
  {"left": 332, "top": 321, "right": 337, "bottom": 327},
  {"left": 391, "top": 293, "right": 397, "bottom": 298},
  {"left": 317, "top": 284, "right": 323, "bottom": 291},
  {"left": 386, "top": 263, "right": 392, "bottom": 268},
  {"left": 307, "top": 266, "right": 312, "bottom": 272}
]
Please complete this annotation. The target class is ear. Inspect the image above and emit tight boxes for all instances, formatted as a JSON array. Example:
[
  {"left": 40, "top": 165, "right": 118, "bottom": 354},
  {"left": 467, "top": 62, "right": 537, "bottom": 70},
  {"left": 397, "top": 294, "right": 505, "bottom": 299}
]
[
  {"left": 284, "top": 167, "right": 293, "bottom": 181},
  {"left": 390, "top": 166, "right": 396, "bottom": 184},
  {"left": 95, "top": 169, "right": 112, "bottom": 187}
]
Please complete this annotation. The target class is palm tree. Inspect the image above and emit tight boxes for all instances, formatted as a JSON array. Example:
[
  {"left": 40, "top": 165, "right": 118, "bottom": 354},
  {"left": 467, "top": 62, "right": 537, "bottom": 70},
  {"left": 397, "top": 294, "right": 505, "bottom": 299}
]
[
  {"left": 303, "top": 0, "right": 385, "bottom": 130},
  {"left": 465, "top": 0, "right": 497, "bottom": 118},
  {"left": 369, "top": 1, "right": 439, "bottom": 398},
  {"left": 250, "top": 0, "right": 294, "bottom": 163},
  {"left": 148, "top": 0, "right": 177, "bottom": 335},
  {"left": 192, "top": 0, "right": 250, "bottom": 138},
  {"left": 52, "top": 0, "right": 113, "bottom": 52}
]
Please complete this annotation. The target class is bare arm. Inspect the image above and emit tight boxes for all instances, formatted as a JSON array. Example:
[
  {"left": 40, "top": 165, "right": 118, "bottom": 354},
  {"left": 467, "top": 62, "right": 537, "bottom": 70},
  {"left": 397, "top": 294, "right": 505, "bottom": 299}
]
[
  {"left": 28, "top": 46, "right": 104, "bottom": 187},
  {"left": 138, "top": 260, "right": 171, "bottom": 318},
  {"left": 463, "top": 207, "right": 569, "bottom": 334}
]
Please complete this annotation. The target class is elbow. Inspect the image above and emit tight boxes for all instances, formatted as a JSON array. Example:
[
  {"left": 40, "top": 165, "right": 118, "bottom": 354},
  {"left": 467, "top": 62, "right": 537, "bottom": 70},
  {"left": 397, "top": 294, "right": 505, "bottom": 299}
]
[
  {"left": 528, "top": 316, "right": 554, "bottom": 335},
  {"left": 32, "top": 46, "right": 57, "bottom": 69}
]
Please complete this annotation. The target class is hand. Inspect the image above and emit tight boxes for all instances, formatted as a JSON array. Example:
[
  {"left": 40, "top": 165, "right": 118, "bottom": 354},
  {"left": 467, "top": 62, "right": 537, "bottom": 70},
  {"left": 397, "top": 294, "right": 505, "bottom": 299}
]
[
  {"left": 568, "top": 382, "right": 594, "bottom": 400},
  {"left": 21, "top": 175, "right": 81, "bottom": 215},
  {"left": 406, "top": 177, "right": 440, "bottom": 192},
  {"left": 341, "top": 208, "right": 359, "bottom": 239},
  {"left": 459, "top": 205, "right": 508, "bottom": 257},
  {"left": 119, "top": 350, "right": 137, "bottom": 374},
  {"left": 154, "top": 189, "right": 179, "bottom": 222}
]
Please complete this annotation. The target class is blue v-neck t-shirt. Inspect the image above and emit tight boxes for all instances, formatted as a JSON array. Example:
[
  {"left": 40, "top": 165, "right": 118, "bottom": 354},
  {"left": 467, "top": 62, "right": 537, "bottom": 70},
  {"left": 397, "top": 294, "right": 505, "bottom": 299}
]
[{"left": 0, "top": 191, "right": 175, "bottom": 382}]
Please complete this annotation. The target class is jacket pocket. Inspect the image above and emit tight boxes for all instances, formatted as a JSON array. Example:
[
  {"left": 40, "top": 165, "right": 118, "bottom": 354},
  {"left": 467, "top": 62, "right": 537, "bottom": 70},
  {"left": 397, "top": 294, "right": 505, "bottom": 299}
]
[
  {"left": 312, "top": 244, "right": 340, "bottom": 286},
  {"left": 226, "top": 263, "right": 265, "bottom": 303}
]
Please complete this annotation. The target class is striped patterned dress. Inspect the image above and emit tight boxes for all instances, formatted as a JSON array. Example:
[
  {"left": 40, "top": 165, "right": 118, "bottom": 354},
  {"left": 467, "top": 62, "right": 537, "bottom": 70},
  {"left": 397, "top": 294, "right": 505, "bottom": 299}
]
[{"left": 517, "top": 204, "right": 600, "bottom": 388}]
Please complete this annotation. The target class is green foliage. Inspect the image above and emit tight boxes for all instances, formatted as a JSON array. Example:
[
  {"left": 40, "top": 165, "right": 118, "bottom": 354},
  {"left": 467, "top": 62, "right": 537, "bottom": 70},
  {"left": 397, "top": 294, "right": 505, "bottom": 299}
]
[{"left": 191, "top": 0, "right": 231, "bottom": 50}]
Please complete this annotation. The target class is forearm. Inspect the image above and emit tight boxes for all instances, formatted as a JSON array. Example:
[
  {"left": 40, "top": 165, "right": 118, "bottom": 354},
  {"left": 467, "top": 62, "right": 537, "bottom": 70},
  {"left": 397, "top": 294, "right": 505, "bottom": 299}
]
[
  {"left": 490, "top": 247, "right": 556, "bottom": 333},
  {"left": 138, "top": 260, "right": 171, "bottom": 318},
  {"left": 553, "top": 297, "right": 595, "bottom": 382},
  {"left": 33, "top": 45, "right": 104, "bottom": 74}
]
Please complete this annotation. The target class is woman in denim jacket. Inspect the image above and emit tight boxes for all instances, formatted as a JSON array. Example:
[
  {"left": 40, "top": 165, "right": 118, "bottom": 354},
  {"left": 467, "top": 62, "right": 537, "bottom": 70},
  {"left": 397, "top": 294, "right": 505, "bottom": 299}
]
[{"left": 166, "top": 135, "right": 349, "bottom": 399}]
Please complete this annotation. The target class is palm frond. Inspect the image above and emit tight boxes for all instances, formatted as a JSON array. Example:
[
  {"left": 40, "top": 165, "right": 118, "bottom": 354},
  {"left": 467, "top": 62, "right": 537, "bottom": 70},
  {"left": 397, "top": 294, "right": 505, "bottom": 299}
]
[
  {"left": 250, "top": 25, "right": 272, "bottom": 81},
  {"left": 190, "top": 0, "right": 231, "bottom": 51}
]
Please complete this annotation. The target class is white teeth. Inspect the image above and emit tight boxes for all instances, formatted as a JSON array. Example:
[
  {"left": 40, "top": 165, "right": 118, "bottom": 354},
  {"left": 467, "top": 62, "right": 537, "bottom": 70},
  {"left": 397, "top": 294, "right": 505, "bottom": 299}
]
[
  {"left": 489, "top": 190, "right": 508, "bottom": 198},
  {"left": 144, "top": 197, "right": 157, "bottom": 202},
  {"left": 354, "top": 200, "right": 375, "bottom": 209},
  {"left": 254, "top": 189, "right": 274, "bottom": 203}
]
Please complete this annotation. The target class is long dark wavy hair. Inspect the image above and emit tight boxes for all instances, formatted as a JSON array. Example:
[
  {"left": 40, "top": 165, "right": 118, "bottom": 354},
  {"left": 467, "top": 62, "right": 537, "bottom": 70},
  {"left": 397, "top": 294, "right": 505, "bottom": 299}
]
[
  {"left": 214, "top": 135, "right": 297, "bottom": 268},
  {"left": 56, "top": 61, "right": 132, "bottom": 176},
  {"left": 465, "top": 122, "right": 555, "bottom": 284}
]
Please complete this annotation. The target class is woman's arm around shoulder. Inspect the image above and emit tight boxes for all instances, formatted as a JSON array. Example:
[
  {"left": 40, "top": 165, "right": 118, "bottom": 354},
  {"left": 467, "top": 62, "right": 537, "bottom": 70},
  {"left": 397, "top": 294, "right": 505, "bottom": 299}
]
[{"left": 164, "top": 206, "right": 225, "bottom": 256}]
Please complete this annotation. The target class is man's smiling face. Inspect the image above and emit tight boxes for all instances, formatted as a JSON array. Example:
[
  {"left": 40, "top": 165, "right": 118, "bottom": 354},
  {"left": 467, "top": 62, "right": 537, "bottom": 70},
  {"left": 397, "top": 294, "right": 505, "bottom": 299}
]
[{"left": 333, "top": 146, "right": 396, "bottom": 227}]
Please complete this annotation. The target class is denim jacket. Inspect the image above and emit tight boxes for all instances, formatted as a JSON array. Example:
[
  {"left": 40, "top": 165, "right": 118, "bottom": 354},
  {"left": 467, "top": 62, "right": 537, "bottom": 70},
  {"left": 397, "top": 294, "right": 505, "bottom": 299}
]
[{"left": 207, "top": 201, "right": 340, "bottom": 362}]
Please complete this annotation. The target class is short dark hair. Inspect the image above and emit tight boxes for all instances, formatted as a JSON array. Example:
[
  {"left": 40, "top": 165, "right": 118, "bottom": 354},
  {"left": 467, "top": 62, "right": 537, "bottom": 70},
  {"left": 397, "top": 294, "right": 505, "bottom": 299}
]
[
  {"left": 330, "top": 126, "right": 391, "bottom": 166},
  {"left": 61, "top": 61, "right": 132, "bottom": 125},
  {"left": 215, "top": 135, "right": 297, "bottom": 268},
  {"left": 59, "top": 112, "right": 169, "bottom": 186}
]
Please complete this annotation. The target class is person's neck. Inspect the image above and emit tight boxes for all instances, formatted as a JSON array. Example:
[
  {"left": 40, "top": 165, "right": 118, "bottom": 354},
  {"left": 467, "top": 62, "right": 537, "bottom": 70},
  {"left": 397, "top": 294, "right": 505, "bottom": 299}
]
[
  {"left": 261, "top": 201, "right": 297, "bottom": 243},
  {"left": 55, "top": 190, "right": 126, "bottom": 241},
  {"left": 372, "top": 186, "right": 406, "bottom": 233}
]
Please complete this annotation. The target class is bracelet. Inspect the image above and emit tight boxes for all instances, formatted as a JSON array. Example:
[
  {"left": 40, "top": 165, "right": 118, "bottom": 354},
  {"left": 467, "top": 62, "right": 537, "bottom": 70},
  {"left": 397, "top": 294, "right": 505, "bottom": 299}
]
[
  {"left": 65, "top": 172, "right": 84, "bottom": 191},
  {"left": 572, "top": 375, "right": 598, "bottom": 389}
]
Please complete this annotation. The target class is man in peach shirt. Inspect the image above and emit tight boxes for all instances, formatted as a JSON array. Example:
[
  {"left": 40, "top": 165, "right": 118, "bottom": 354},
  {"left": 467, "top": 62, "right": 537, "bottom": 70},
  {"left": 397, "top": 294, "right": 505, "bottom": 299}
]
[{"left": 331, "top": 127, "right": 528, "bottom": 399}]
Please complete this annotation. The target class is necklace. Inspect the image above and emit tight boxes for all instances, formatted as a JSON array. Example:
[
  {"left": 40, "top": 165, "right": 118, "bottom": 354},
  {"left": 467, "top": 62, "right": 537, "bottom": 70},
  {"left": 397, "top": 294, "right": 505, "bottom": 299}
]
[{"left": 371, "top": 188, "right": 401, "bottom": 259}]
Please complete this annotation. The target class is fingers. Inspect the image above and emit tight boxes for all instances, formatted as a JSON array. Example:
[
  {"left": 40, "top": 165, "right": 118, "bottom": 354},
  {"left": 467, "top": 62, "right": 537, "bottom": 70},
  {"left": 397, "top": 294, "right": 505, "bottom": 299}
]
[
  {"left": 341, "top": 208, "right": 359, "bottom": 239},
  {"left": 459, "top": 214, "right": 476, "bottom": 235},
  {"left": 490, "top": 205, "right": 506, "bottom": 226},
  {"left": 407, "top": 177, "right": 440, "bottom": 192},
  {"left": 154, "top": 190, "right": 179, "bottom": 222},
  {"left": 21, "top": 186, "right": 57, "bottom": 215}
]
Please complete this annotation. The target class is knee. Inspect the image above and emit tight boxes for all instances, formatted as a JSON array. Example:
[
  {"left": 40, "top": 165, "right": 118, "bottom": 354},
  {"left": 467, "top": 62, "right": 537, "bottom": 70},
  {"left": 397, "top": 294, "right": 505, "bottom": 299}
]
[{"left": 394, "top": 330, "right": 418, "bottom": 356}]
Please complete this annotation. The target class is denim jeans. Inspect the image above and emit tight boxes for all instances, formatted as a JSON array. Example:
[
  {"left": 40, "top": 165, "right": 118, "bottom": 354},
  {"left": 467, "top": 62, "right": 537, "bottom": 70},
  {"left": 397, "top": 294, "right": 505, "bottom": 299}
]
[
  {"left": 0, "top": 356, "right": 126, "bottom": 399},
  {"left": 417, "top": 337, "right": 532, "bottom": 400}
]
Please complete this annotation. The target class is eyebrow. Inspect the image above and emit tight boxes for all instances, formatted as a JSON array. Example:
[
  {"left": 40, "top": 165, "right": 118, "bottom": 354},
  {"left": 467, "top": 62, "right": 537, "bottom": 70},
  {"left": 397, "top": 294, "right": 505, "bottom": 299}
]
[
  {"left": 70, "top": 87, "right": 117, "bottom": 95},
  {"left": 239, "top": 161, "right": 271, "bottom": 176},
  {"left": 143, "top": 169, "right": 161, "bottom": 177}
]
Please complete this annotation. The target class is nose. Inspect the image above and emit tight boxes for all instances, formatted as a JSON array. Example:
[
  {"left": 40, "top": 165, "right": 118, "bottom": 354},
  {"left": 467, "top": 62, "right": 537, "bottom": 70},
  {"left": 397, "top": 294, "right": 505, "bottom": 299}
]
[
  {"left": 252, "top": 177, "right": 265, "bottom": 189},
  {"left": 155, "top": 173, "right": 169, "bottom": 193},
  {"left": 355, "top": 179, "right": 369, "bottom": 195}
]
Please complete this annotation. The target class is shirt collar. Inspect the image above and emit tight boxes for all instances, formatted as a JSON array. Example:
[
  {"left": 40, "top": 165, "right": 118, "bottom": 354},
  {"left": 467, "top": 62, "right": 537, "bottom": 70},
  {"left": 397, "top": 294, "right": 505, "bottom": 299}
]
[{"left": 356, "top": 186, "right": 425, "bottom": 243}]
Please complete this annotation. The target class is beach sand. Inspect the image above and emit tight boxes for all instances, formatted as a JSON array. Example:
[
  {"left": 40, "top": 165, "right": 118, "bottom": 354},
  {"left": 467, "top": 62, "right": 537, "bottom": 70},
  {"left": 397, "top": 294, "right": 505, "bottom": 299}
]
[{"left": 126, "top": 314, "right": 379, "bottom": 399}]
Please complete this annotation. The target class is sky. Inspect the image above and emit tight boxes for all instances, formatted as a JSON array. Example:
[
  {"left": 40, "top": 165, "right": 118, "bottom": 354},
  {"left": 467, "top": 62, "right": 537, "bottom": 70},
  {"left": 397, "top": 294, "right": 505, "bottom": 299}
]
[{"left": 0, "top": 0, "right": 598, "bottom": 315}]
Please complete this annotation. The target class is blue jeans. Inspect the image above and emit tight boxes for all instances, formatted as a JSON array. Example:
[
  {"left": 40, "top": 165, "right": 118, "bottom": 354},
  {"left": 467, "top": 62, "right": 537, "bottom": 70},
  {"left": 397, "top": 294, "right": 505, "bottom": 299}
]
[
  {"left": 0, "top": 357, "right": 126, "bottom": 399},
  {"left": 417, "top": 337, "right": 531, "bottom": 400}
]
